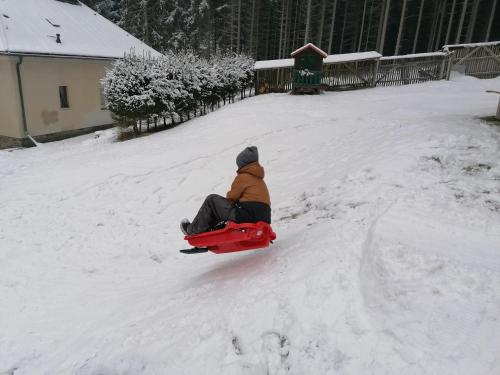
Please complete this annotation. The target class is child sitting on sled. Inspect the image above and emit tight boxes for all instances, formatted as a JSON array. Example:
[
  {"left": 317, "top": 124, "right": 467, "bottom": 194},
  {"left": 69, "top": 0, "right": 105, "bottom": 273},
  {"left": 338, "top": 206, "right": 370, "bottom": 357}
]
[{"left": 180, "top": 146, "right": 271, "bottom": 235}]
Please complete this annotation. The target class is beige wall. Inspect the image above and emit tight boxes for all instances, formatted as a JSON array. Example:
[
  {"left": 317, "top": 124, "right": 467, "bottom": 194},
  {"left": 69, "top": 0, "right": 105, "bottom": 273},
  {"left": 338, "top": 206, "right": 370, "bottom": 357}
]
[
  {"left": 0, "top": 56, "right": 23, "bottom": 138},
  {"left": 21, "top": 56, "right": 114, "bottom": 137},
  {"left": 0, "top": 55, "right": 115, "bottom": 139}
]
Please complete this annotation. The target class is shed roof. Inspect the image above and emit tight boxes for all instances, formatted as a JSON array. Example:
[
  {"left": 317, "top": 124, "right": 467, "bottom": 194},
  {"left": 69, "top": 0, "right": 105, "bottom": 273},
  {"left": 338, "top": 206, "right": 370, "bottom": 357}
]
[
  {"left": 323, "top": 51, "right": 381, "bottom": 64},
  {"left": 291, "top": 43, "right": 328, "bottom": 58},
  {"left": 254, "top": 58, "right": 294, "bottom": 70},
  {"left": 254, "top": 51, "right": 381, "bottom": 71},
  {"left": 0, "top": 0, "right": 160, "bottom": 59}
]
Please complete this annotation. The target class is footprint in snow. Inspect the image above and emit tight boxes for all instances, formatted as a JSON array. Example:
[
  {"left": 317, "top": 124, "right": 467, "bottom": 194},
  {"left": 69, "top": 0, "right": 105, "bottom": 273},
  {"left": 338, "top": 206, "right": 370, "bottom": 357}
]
[{"left": 261, "top": 331, "right": 290, "bottom": 374}]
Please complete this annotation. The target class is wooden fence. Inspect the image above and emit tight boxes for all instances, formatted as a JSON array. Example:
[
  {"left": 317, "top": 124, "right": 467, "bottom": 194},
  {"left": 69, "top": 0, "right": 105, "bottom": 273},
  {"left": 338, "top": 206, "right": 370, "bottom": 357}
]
[
  {"left": 376, "top": 53, "right": 449, "bottom": 86},
  {"left": 444, "top": 42, "right": 500, "bottom": 79},
  {"left": 254, "top": 52, "right": 451, "bottom": 94},
  {"left": 322, "top": 60, "right": 377, "bottom": 90},
  {"left": 254, "top": 43, "right": 500, "bottom": 94},
  {"left": 255, "top": 68, "right": 293, "bottom": 94}
]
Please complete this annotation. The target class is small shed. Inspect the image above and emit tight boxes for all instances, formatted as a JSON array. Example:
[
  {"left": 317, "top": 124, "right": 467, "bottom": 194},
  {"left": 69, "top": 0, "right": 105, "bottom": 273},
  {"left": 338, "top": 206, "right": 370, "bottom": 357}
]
[{"left": 290, "top": 43, "right": 328, "bottom": 94}]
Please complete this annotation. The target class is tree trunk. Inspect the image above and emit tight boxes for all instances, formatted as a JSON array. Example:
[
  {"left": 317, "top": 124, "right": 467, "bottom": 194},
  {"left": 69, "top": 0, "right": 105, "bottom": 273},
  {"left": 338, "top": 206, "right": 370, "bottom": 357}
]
[
  {"left": 304, "top": 0, "right": 312, "bottom": 44},
  {"left": 434, "top": 0, "right": 446, "bottom": 51},
  {"left": 445, "top": 0, "right": 457, "bottom": 45},
  {"left": 229, "top": 0, "right": 234, "bottom": 52},
  {"left": 377, "top": 0, "right": 391, "bottom": 54},
  {"left": 284, "top": 0, "right": 291, "bottom": 55},
  {"left": 265, "top": 4, "right": 272, "bottom": 59},
  {"left": 142, "top": 0, "right": 149, "bottom": 44},
  {"left": 328, "top": 0, "right": 338, "bottom": 54},
  {"left": 412, "top": 0, "right": 425, "bottom": 53},
  {"left": 318, "top": 0, "right": 327, "bottom": 49},
  {"left": 394, "top": 0, "right": 407, "bottom": 55},
  {"left": 427, "top": 1, "right": 440, "bottom": 51},
  {"left": 339, "top": 1, "right": 349, "bottom": 53},
  {"left": 292, "top": 0, "right": 300, "bottom": 51},
  {"left": 279, "top": 0, "right": 285, "bottom": 58},
  {"left": 249, "top": 0, "right": 256, "bottom": 56},
  {"left": 465, "top": 0, "right": 480, "bottom": 43},
  {"left": 365, "top": 0, "right": 376, "bottom": 51},
  {"left": 455, "top": 0, "right": 469, "bottom": 44},
  {"left": 237, "top": 0, "right": 241, "bottom": 52},
  {"left": 254, "top": 0, "right": 261, "bottom": 59},
  {"left": 485, "top": 0, "right": 498, "bottom": 41},
  {"left": 358, "top": 0, "right": 369, "bottom": 52}
]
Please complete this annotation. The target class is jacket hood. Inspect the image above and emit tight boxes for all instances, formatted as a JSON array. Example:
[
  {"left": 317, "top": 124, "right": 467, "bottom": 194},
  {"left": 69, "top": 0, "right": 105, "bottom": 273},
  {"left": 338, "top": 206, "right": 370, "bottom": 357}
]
[{"left": 238, "top": 162, "right": 265, "bottom": 179}]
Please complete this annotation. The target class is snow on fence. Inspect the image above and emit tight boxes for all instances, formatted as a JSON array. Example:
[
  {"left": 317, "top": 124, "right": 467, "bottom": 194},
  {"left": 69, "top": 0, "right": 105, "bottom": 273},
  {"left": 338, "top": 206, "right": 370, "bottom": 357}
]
[
  {"left": 254, "top": 45, "right": 500, "bottom": 93},
  {"left": 322, "top": 59, "right": 379, "bottom": 90},
  {"left": 444, "top": 41, "right": 500, "bottom": 79},
  {"left": 376, "top": 52, "right": 449, "bottom": 87},
  {"left": 254, "top": 52, "right": 381, "bottom": 93}
]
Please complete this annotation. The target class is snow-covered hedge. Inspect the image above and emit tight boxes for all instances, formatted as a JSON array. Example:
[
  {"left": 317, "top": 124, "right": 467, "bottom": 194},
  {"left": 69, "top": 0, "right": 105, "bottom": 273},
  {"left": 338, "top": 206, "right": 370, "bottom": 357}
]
[{"left": 102, "top": 51, "right": 254, "bottom": 133}]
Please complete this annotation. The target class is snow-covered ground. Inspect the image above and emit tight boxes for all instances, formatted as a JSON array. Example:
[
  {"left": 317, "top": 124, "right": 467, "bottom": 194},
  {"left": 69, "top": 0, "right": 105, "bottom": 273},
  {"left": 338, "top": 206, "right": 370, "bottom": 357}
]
[{"left": 1, "top": 76, "right": 500, "bottom": 375}]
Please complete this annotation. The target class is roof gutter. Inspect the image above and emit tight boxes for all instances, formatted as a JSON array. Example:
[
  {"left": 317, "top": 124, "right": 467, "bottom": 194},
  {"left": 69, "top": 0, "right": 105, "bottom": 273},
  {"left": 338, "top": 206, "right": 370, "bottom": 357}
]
[
  {"left": 15, "top": 57, "right": 28, "bottom": 134},
  {"left": 1, "top": 51, "right": 119, "bottom": 61}
]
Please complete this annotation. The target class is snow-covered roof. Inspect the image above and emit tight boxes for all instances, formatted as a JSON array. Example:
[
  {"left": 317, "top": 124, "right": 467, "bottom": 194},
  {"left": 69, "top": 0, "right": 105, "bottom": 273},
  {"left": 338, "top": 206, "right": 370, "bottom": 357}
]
[
  {"left": 323, "top": 51, "right": 381, "bottom": 64},
  {"left": 254, "top": 58, "right": 294, "bottom": 71},
  {"left": 291, "top": 43, "right": 328, "bottom": 58},
  {"left": 0, "top": 0, "right": 161, "bottom": 59},
  {"left": 380, "top": 52, "right": 448, "bottom": 61},
  {"left": 443, "top": 41, "right": 500, "bottom": 50},
  {"left": 254, "top": 51, "right": 382, "bottom": 71}
]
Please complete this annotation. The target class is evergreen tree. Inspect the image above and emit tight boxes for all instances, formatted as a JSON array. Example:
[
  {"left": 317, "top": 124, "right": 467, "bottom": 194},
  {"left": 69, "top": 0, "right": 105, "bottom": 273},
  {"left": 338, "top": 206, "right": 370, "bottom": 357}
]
[{"left": 84, "top": 0, "right": 500, "bottom": 59}]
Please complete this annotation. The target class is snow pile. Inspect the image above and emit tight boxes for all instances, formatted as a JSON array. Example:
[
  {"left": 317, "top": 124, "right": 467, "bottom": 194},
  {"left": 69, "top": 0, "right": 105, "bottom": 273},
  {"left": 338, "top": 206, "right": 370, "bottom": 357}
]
[{"left": 1, "top": 76, "right": 499, "bottom": 374}]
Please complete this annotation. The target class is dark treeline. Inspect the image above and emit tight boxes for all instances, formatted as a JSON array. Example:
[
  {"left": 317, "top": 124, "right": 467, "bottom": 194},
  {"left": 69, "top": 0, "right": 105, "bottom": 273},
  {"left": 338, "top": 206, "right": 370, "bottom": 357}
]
[{"left": 82, "top": 0, "right": 500, "bottom": 59}]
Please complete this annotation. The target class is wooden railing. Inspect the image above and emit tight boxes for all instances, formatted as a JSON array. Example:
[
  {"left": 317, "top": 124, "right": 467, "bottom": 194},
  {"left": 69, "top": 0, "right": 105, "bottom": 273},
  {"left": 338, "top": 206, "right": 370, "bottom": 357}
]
[
  {"left": 376, "top": 53, "right": 449, "bottom": 86},
  {"left": 254, "top": 43, "right": 500, "bottom": 94},
  {"left": 255, "top": 68, "right": 293, "bottom": 94},
  {"left": 444, "top": 42, "right": 500, "bottom": 79},
  {"left": 255, "top": 53, "right": 451, "bottom": 94},
  {"left": 322, "top": 60, "right": 377, "bottom": 90}
]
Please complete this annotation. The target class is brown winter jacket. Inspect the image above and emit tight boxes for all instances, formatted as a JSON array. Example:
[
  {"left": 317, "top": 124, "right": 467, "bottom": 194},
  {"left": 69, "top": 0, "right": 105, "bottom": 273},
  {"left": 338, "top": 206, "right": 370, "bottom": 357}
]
[{"left": 226, "top": 162, "right": 271, "bottom": 206}]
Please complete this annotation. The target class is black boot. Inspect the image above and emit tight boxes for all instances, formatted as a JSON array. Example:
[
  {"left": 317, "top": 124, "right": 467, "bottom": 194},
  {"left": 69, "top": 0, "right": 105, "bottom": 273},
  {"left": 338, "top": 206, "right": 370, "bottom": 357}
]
[{"left": 180, "top": 218, "right": 191, "bottom": 235}]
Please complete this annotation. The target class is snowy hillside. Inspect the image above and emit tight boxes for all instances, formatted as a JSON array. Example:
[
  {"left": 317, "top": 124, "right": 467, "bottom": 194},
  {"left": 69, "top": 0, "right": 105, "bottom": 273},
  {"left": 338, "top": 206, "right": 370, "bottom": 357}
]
[{"left": 1, "top": 76, "right": 500, "bottom": 375}]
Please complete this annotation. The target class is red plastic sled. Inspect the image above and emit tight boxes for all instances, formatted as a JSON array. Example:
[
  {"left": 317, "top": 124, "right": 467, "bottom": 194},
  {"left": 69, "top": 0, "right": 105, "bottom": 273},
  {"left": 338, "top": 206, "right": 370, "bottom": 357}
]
[{"left": 183, "top": 221, "right": 276, "bottom": 254}]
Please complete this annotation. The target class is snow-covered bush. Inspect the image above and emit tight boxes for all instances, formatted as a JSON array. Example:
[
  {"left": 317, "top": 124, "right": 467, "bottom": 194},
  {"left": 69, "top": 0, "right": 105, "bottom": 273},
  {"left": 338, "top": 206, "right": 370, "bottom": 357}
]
[
  {"left": 233, "top": 53, "right": 255, "bottom": 93},
  {"left": 102, "top": 54, "right": 159, "bottom": 132},
  {"left": 211, "top": 53, "right": 254, "bottom": 102},
  {"left": 102, "top": 51, "right": 254, "bottom": 133},
  {"left": 165, "top": 50, "right": 202, "bottom": 120}
]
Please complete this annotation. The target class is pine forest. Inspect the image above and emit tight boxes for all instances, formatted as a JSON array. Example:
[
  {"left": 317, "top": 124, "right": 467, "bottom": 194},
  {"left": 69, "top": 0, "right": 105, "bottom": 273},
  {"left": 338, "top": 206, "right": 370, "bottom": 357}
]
[{"left": 82, "top": 0, "right": 500, "bottom": 59}]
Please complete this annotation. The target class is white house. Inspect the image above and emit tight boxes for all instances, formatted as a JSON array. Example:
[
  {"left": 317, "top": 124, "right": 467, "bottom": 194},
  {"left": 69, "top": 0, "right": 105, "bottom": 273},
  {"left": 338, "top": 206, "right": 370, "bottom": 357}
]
[{"left": 0, "top": 0, "right": 161, "bottom": 148}]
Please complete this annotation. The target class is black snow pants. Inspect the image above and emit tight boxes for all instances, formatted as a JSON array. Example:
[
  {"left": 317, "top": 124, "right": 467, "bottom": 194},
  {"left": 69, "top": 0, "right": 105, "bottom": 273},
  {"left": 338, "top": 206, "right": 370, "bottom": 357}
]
[
  {"left": 189, "top": 194, "right": 272, "bottom": 235},
  {"left": 189, "top": 194, "right": 233, "bottom": 235}
]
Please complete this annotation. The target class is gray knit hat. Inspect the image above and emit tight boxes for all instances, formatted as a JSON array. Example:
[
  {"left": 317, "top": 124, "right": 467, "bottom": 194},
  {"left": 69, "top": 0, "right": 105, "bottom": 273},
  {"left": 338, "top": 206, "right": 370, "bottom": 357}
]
[{"left": 236, "top": 146, "right": 259, "bottom": 169}]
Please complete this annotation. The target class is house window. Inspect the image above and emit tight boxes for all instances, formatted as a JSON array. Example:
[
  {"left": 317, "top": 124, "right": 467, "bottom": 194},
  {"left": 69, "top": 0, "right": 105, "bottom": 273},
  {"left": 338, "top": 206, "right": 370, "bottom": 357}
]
[{"left": 59, "top": 86, "right": 69, "bottom": 108}]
